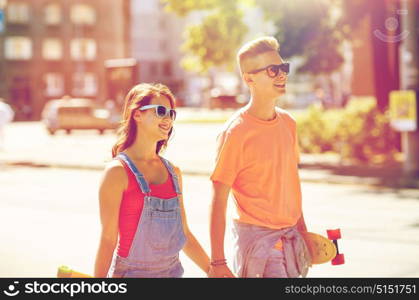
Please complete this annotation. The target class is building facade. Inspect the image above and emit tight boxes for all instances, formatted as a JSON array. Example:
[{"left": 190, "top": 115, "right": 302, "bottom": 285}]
[
  {"left": 130, "top": 0, "right": 188, "bottom": 105},
  {"left": 0, "top": 0, "right": 130, "bottom": 120}
]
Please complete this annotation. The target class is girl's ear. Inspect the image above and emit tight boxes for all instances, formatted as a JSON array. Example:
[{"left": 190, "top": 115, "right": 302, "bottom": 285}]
[{"left": 133, "top": 110, "right": 142, "bottom": 122}]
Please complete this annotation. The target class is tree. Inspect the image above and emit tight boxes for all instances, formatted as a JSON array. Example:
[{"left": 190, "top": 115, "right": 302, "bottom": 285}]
[
  {"left": 336, "top": 0, "right": 401, "bottom": 111},
  {"left": 163, "top": 0, "right": 346, "bottom": 75},
  {"left": 257, "top": 0, "right": 344, "bottom": 75},
  {"left": 162, "top": 0, "right": 248, "bottom": 73},
  {"left": 162, "top": 0, "right": 217, "bottom": 17},
  {"left": 163, "top": 0, "right": 400, "bottom": 114}
]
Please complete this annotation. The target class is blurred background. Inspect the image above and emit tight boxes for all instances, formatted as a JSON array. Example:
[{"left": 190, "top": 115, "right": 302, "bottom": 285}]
[
  {"left": 0, "top": 0, "right": 419, "bottom": 278},
  {"left": 0, "top": 0, "right": 418, "bottom": 173}
]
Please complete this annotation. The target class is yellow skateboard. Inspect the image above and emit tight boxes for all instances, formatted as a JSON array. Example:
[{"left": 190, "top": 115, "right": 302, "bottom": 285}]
[
  {"left": 302, "top": 229, "right": 345, "bottom": 265},
  {"left": 57, "top": 265, "right": 92, "bottom": 278}
]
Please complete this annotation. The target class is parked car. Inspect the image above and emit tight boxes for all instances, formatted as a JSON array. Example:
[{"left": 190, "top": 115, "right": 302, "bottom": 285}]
[
  {"left": 41, "top": 97, "right": 119, "bottom": 135},
  {"left": 207, "top": 87, "right": 248, "bottom": 109}
]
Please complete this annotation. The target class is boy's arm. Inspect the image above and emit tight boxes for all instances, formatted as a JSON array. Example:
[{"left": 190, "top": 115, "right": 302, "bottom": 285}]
[
  {"left": 208, "top": 181, "right": 235, "bottom": 278},
  {"left": 296, "top": 213, "right": 308, "bottom": 233},
  {"left": 294, "top": 120, "right": 307, "bottom": 233}
]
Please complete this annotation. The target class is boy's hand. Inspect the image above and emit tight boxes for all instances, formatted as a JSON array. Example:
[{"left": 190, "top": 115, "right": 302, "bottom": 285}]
[{"left": 208, "top": 265, "right": 235, "bottom": 278}]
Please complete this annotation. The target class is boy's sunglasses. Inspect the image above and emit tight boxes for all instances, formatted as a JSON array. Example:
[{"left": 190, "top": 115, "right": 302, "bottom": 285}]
[
  {"left": 247, "top": 63, "right": 290, "bottom": 78},
  {"left": 138, "top": 105, "right": 176, "bottom": 120}
]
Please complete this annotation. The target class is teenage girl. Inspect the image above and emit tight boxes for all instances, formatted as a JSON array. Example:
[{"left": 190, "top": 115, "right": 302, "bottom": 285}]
[{"left": 94, "top": 83, "right": 210, "bottom": 277}]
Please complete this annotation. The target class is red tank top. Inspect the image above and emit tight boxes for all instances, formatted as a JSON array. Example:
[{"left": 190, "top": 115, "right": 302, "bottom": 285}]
[{"left": 117, "top": 158, "right": 177, "bottom": 257}]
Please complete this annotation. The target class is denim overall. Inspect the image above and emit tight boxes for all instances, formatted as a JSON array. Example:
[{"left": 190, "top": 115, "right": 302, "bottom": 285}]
[{"left": 108, "top": 152, "right": 187, "bottom": 278}]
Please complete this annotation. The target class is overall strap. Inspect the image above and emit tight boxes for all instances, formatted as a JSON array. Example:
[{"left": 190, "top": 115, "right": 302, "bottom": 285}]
[
  {"left": 117, "top": 152, "right": 151, "bottom": 194},
  {"left": 160, "top": 157, "right": 182, "bottom": 195}
]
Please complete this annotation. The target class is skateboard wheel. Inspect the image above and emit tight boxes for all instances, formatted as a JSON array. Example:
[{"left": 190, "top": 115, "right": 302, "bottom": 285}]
[
  {"left": 327, "top": 229, "right": 341, "bottom": 240},
  {"left": 332, "top": 253, "right": 345, "bottom": 265}
]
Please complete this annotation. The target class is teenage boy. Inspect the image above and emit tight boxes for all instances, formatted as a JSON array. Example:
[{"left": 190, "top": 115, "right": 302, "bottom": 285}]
[{"left": 208, "top": 36, "right": 311, "bottom": 278}]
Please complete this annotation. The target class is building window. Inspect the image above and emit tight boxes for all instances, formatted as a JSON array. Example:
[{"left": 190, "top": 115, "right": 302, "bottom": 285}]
[
  {"left": 6, "top": 2, "right": 29, "bottom": 24},
  {"left": 70, "top": 4, "right": 96, "bottom": 25},
  {"left": 138, "top": 38, "right": 159, "bottom": 52},
  {"left": 5, "top": 37, "right": 32, "bottom": 60},
  {"left": 70, "top": 38, "right": 96, "bottom": 60},
  {"left": 44, "top": 73, "right": 64, "bottom": 97},
  {"left": 72, "top": 73, "right": 97, "bottom": 96},
  {"left": 42, "top": 38, "right": 62, "bottom": 60},
  {"left": 163, "top": 61, "right": 172, "bottom": 77},
  {"left": 149, "top": 62, "right": 158, "bottom": 76},
  {"left": 44, "top": 3, "right": 61, "bottom": 25},
  {"left": 159, "top": 18, "right": 166, "bottom": 30}
]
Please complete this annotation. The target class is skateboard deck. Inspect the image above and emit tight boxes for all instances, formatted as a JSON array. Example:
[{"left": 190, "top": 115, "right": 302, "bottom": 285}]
[
  {"left": 302, "top": 229, "right": 345, "bottom": 265},
  {"left": 302, "top": 232, "right": 337, "bottom": 264},
  {"left": 57, "top": 265, "right": 92, "bottom": 278}
]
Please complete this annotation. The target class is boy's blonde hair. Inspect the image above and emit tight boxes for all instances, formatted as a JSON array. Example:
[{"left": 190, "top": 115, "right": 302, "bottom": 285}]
[{"left": 237, "top": 36, "right": 280, "bottom": 73}]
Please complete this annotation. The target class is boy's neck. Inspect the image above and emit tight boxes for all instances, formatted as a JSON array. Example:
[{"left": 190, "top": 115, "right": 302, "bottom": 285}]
[{"left": 247, "top": 93, "right": 278, "bottom": 121}]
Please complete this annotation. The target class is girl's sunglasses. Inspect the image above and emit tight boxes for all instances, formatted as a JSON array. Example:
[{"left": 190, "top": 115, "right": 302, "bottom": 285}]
[
  {"left": 247, "top": 63, "right": 290, "bottom": 78},
  {"left": 138, "top": 105, "right": 176, "bottom": 120}
]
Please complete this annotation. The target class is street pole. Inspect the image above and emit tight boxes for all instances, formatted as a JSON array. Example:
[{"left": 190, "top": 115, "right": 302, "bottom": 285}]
[{"left": 400, "top": 0, "right": 419, "bottom": 178}]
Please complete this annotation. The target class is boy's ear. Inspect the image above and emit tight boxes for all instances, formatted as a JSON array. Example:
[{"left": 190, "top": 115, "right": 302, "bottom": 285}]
[{"left": 243, "top": 73, "right": 253, "bottom": 85}]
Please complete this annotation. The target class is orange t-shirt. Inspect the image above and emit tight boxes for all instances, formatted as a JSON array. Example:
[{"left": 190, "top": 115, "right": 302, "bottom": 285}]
[{"left": 210, "top": 107, "right": 302, "bottom": 230}]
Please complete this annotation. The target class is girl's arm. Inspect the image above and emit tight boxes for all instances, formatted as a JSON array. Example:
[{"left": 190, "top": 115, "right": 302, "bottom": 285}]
[
  {"left": 179, "top": 195, "right": 211, "bottom": 276},
  {"left": 175, "top": 168, "right": 210, "bottom": 276},
  {"left": 94, "top": 162, "right": 126, "bottom": 277}
]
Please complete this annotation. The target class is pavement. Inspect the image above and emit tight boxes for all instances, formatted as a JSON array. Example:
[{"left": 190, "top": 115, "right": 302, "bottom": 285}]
[{"left": 2, "top": 161, "right": 419, "bottom": 278}]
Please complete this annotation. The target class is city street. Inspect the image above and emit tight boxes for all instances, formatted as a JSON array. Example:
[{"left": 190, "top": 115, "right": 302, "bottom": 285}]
[
  {"left": 0, "top": 118, "right": 225, "bottom": 174},
  {"left": 1, "top": 0, "right": 419, "bottom": 282},
  {"left": 1, "top": 122, "right": 419, "bottom": 278}
]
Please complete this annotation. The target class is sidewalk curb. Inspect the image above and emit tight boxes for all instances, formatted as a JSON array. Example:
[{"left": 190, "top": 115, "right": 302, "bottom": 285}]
[{"left": 3, "top": 159, "right": 419, "bottom": 190}]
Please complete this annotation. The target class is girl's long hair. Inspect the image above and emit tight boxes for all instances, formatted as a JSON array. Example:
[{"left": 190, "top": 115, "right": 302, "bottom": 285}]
[{"left": 111, "top": 83, "right": 176, "bottom": 158}]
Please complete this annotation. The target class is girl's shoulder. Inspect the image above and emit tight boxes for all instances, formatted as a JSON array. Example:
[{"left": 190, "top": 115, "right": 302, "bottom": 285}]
[
  {"left": 160, "top": 157, "right": 182, "bottom": 177},
  {"left": 171, "top": 164, "right": 183, "bottom": 191},
  {"left": 173, "top": 165, "right": 182, "bottom": 178},
  {"left": 164, "top": 159, "right": 183, "bottom": 188},
  {"left": 101, "top": 159, "right": 129, "bottom": 188},
  {"left": 105, "top": 158, "right": 125, "bottom": 172}
]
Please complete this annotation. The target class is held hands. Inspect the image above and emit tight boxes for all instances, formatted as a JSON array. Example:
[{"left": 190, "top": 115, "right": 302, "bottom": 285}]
[{"left": 208, "top": 259, "right": 235, "bottom": 278}]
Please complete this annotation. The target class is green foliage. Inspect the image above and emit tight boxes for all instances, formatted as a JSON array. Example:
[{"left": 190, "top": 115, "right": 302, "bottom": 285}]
[
  {"left": 162, "top": 0, "right": 217, "bottom": 16},
  {"left": 257, "top": 0, "right": 344, "bottom": 74},
  {"left": 181, "top": 10, "right": 247, "bottom": 73},
  {"left": 296, "top": 98, "right": 399, "bottom": 164},
  {"left": 163, "top": 0, "right": 348, "bottom": 75},
  {"left": 162, "top": 0, "right": 248, "bottom": 74},
  {"left": 297, "top": 104, "right": 341, "bottom": 153}
]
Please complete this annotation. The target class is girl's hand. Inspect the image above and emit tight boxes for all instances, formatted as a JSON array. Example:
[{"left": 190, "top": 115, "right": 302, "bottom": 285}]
[{"left": 208, "top": 264, "right": 235, "bottom": 278}]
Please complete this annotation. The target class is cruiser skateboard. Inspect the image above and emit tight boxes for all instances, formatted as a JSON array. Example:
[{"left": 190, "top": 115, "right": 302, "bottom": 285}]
[
  {"left": 57, "top": 265, "right": 92, "bottom": 278},
  {"left": 302, "top": 229, "right": 345, "bottom": 265}
]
